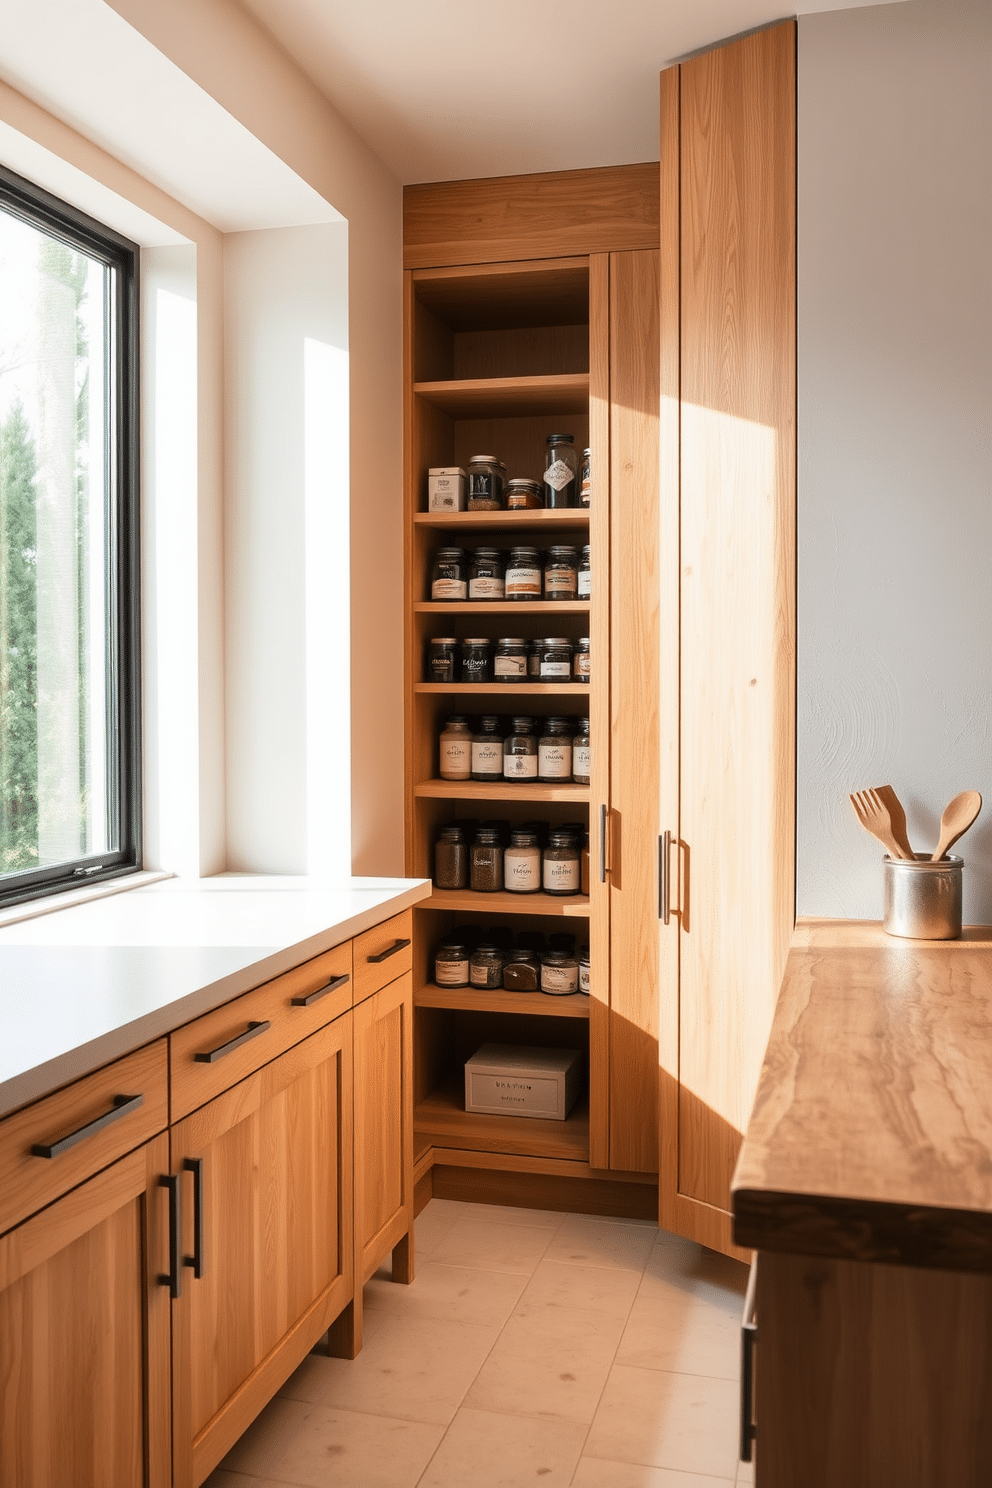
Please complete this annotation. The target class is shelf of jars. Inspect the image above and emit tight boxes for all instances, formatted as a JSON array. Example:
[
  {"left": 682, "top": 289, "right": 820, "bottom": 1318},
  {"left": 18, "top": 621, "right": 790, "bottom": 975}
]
[
  {"left": 423, "top": 889, "right": 590, "bottom": 916},
  {"left": 413, "top": 373, "right": 589, "bottom": 418},
  {"left": 414, "top": 1077, "right": 590, "bottom": 1162},
  {"left": 414, "top": 983, "right": 590, "bottom": 1019}
]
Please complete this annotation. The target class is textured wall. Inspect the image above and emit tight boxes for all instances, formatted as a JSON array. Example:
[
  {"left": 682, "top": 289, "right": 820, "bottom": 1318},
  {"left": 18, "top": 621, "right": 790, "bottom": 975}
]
[{"left": 797, "top": 0, "right": 992, "bottom": 922}]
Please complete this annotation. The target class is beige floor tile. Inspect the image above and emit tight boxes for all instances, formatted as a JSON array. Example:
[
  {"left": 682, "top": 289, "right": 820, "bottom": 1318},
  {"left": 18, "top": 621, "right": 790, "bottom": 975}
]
[
  {"left": 364, "top": 1259, "right": 529, "bottom": 1328},
  {"left": 280, "top": 1311, "right": 499, "bottom": 1426},
  {"left": 465, "top": 1303, "right": 624, "bottom": 1424},
  {"left": 545, "top": 1215, "right": 660, "bottom": 1273},
  {"left": 735, "top": 1457, "right": 755, "bottom": 1485},
  {"left": 431, "top": 1214, "right": 555, "bottom": 1275},
  {"left": 221, "top": 1395, "right": 443, "bottom": 1488},
  {"left": 571, "top": 1458, "right": 734, "bottom": 1487},
  {"left": 419, "top": 1406, "right": 587, "bottom": 1487},
  {"left": 462, "top": 1202, "right": 566, "bottom": 1230},
  {"left": 517, "top": 1257, "right": 643, "bottom": 1323},
  {"left": 415, "top": 1199, "right": 469, "bottom": 1259},
  {"left": 203, "top": 1471, "right": 293, "bottom": 1488},
  {"left": 616, "top": 1289, "right": 741, "bottom": 1379},
  {"left": 640, "top": 1235, "right": 748, "bottom": 1314},
  {"left": 584, "top": 1365, "right": 739, "bottom": 1480}
]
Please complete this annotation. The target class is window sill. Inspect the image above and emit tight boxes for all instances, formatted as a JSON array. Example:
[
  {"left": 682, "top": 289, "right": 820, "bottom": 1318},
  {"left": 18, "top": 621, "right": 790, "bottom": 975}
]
[{"left": 0, "top": 869, "right": 174, "bottom": 930}]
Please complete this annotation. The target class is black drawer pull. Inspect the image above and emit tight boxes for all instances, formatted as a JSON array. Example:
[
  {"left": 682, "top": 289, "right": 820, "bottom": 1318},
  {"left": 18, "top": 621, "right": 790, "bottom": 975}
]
[
  {"left": 31, "top": 1093, "right": 144, "bottom": 1159},
  {"left": 740, "top": 1258, "right": 758, "bottom": 1461},
  {"left": 194, "top": 1020, "right": 270, "bottom": 1064},
  {"left": 292, "top": 973, "right": 350, "bottom": 1007},
  {"left": 159, "top": 1173, "right": 182, "bottom": 1299},
  {"left": 366, "top": 938, "right": 411, "bottom": 964},
  {"left": 183, "top": 1157, "right": 205, "bottom": 1279}
]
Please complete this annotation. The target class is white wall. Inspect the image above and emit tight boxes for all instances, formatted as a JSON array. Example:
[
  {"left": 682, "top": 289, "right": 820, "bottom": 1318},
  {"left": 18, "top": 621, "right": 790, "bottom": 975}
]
[{"left": 797, "top": 0, "right": 992, "bottom": 922}]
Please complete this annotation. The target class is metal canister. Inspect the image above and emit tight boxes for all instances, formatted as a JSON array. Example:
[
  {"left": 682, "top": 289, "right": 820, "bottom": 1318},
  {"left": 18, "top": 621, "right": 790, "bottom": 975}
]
[{"left": 883, "top": 853, "right": 963, "bottom": 939}]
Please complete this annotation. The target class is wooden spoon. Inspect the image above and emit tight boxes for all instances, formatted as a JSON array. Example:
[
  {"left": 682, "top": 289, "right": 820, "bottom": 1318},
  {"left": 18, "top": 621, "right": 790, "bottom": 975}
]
[{"left": 931, "top": 790, "right": 982, "bottom": 861}]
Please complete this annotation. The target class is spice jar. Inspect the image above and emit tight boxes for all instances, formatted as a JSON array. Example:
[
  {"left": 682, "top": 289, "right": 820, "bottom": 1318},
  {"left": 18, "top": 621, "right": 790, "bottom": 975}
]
[
  {"left": 503, "top": 948, "right": 541, "bottom": 991},
  {"left": 572, "top": 716, "right": 591, "bottom": 785},
  {"left": 470, "top": 942, "right": 506, "bottom": 989},
  {"left": 543, "top": 827, "right": 581, "bottom": 896},
  {"left": 439, "top": 716, "right": 472, "bottom": 780},
  {"left": 431, "top": 547, "right": 467, "bottom": 601},
  {"left": 469, "top": 547, "right": 505, "bottom": 601},
  {"left": 460, "top": 638, "right": 493, "bottom": 684},
  {"left": 579, "top": 449, "right": 591, "bottom": 507},
  {"left": 578, "top": 545, "right": 591, "bottom": 598},
  {"left": 541, "top": 948, "right": 580, "bottom": 995},
  {"left": 528, "top": 640, "right": 544, "bottom": 679},
  {"left": 573, "top": 637, "right": 590, "bottom": 683},
  {"left": 471, "top": 716, "right": 504, "bottom": 782},
  {"left": 503, "top": 828, "right": 542, "bottom": 894},
  {"left": 543, "top": 546, "right": 579, "bottom": 601},
  {"left": 434, "top": 825, "right": 468, "bottom": 890},
  {"left": 579, "top": 944, "right": 590, "bottom": 994},
  {"left": 540, "top": 638, "right": 573, "bottom": 681},
  {"left": 503, "top": 716, "right": 538, "bottom": 781},
  {"left": 506, "top": 478, "right": 543, "bottom": 510},
  {"left": 543, "top": 433, "right": 578, "bottom": 509},
  {"left": 427, "top": 637, "right": 458, "bottom": 683},
  {"left": 469, "top": 826, "right": 504, "bottom": 892},
  {"left": 494, "top": 637, "right": 529, "bottom": 683},
  {"left": 435, "top": 938, "right": 470, "bottom": 987},
  {"left": 467, "top": 455, "right": 506, "bottom": 510},
  {"left": 506, "top": 546, "right": 542, "bottom": 600},
  {"left": 538, "top": 717, "right": 574, "bottom": 782}
]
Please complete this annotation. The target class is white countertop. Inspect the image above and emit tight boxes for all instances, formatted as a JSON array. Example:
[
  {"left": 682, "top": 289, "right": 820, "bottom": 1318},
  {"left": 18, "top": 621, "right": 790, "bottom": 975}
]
[{"left": 0, "top": 874, "right": 431, "bottom": 1117}]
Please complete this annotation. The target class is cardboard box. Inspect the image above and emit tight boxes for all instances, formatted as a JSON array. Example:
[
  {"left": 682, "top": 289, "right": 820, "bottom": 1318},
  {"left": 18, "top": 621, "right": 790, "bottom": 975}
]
[
  {"left": 428, "top": 466, "right": 467, "bottom": 511},
  {"left": 464, "top": 1044, "right": 583, "bottom": 1121}
]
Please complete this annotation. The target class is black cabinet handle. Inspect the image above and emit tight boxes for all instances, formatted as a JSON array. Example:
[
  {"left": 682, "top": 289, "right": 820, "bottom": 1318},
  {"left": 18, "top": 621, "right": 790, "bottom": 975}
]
[
  {"left": 31, "top": 1093, "right": 143, "bottom": 1159},
  {"left": 159, "top": 1173, "right": 182, "bottom": 1299},
  {"left": 183, "top": 1157, "right": 205, "bottom": 1279},
  {"left": 292, "top": 973, "right": 350, "bottom": 1007},
  {"left": 366, "top": 938, "right": 410, "bottom": 964},
  {"left": 194, "top": 1020, "right": 270, "bottom": 1064},
  {"left": 740, "top": 1258, "right": 758, "bottom": 1461}
]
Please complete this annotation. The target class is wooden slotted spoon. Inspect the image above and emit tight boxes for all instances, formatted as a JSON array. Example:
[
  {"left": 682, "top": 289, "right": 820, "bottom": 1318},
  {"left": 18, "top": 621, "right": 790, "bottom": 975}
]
[
  {"left": 850, "top": 788, "right": 914, "bottom": 859},
  {"left": 931, "top": 790, "right": 982, "bottom": 861}
]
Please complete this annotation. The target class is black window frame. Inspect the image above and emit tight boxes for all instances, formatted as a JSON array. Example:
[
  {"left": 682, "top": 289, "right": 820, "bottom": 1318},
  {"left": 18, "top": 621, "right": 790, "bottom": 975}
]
[{"left": 0, "top": 163, "right": 141, "bottom": 908}]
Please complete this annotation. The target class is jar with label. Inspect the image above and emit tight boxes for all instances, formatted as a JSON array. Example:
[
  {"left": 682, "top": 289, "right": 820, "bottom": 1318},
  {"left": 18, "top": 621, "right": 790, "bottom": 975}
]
[
  {"left": 435, "top": 938, "right": 470, "bottom": 987},
  {"left": 541, "top": 948, "right": 579, "bottom": 995},
  {"left": 439, "top": 716, "right": 472, "bottom": 780},
  {"left": 543, "top": 546, "right": 579, "bottom": 601},
  {"left": 471, "top": 716, "right": 504, "bottom": 782},
  {"left": 503, "top": 948, "right": 541, "bottom": 991},
  {"left": 543, "top": 433, "right": 578, "bottom": 509},
  {"left": 503, "top": 828, "right": 542, "bottom": 894},
  {"left": 580, "top": 825, "right": 590, "bottom": 895},
  {"left": 543, "top": 827, "right": 581, "bottom": 896},
  {"left": 540, "top": 637, "right": 573, "bottom": 681},
  {"left": 573, "top": 637, "right": 590, "bottom": 683},
  {"left": 528, "top": 639, "right": 544, "bottom": 678},
  {"left": 469, "top": 547, "right": 505, "bottom": 600},
  {"left": 579, "top": 448, "right": 591, "bottom": 507},
  {"left": 494, "top": 637, "right": 528, "bottom": 683},
  {"left": 431, "top": 547, "right": 467, "bottom": 601},
  {"left": 538, "top": 717, "right": 574, "bottom": 782},
  {"left": 579, "top": 945, "right": 590, "bottom": 994},
  {"left": 460, "top": 637, "right": 493, "bottom": 684},
  {"left": 434, "top": 825, "right": 467, "bottom": 890},
  {"left": 506, "top": 477, "right": 543, "bottom": 510},
  {"left": 427, "top": 637, "right": 458, "bottom": 683},
  {"left": 470, "top": 942, "right": 506, "bottom": 989},
  {"left": 467, "top": 455, "right": 506, "bottom": 510},
  {"left": 505, "top": 546, "right": 542, "bottom": 600},
  {"left": 469, "top": 826, "right": 503, "bottom": 892},
  {"left": 578, "top": 545, "right": 591, "bottom": 598},
  {"left": 503, "top": 717, "right": 538, "bottom": 781},
  {"left": 572, "top": 716, "right": 591, "bottom": 785}
]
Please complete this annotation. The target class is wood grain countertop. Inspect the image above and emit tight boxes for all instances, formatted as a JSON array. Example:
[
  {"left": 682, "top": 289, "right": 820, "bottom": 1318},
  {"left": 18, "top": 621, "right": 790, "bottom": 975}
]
[{"left": 732, "top": 918, "right": 992, "bottom": 1272}]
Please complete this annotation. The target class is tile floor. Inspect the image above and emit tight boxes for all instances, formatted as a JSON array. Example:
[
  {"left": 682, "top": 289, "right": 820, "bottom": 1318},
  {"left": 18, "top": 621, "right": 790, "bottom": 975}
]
[{"left": 205, "top": 1199, "right": 755, "bottom": 1488}]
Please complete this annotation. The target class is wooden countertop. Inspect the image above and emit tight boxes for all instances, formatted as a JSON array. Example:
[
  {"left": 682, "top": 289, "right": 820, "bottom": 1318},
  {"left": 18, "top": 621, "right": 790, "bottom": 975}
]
[{"left": 732, "top": 918, "right": 992, "bottom": 1273}]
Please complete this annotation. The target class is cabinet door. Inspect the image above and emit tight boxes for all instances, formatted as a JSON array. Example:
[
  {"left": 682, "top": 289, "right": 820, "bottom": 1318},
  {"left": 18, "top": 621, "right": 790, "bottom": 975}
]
[
  {"left": 353, "top": 970, "right": 414, "bottom": 1286},
  {"left": 170, "top": 1016, "right": 353, "bottom": 1488},
  {"left": 0, "top": 1133, "right": 171, "bottom": 1488}
]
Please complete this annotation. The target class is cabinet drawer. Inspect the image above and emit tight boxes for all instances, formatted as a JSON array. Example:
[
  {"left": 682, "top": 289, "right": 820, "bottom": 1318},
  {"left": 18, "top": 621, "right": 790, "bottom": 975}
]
[
  {"left": 0, "top": 1039, "right": 168, "bottom": 1237},
  {"left": 352, "top": 910, "right": 413, "bottom": 1005},
  {"left": 170, "top": 940, "right": 353, "bottom": 1121}
]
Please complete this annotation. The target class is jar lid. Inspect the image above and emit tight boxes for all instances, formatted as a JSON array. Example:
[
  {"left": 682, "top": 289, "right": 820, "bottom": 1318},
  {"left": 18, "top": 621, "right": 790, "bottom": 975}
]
[
  {"left": 474, "top": 827, "right": 501, "bottom": 843},
  {"left": 509, "top": 829, "right": 539, "bottom": 844},
  {"left": 508, "top": 545, "right": 540, "bottom": 557},
  {"left": 462, "top": 637, "right": 492, "bottom": 646},
  {"left": 438, "top": 825, "right": 465, "bottom": 839},
  {"left": 575, "top": 636, "right": 590, "bottom": 646},
  {"left": 430, "top": 636, "right": 458, "bottom": 645},
  {"left": 472, "top": 941, "right": 502, "bottom": 954},
  {"left": 546, "top": 433, "right": 575, "bottom": 443},
  {"left": 507, "top": 478, "right": 542, "bottom": 490},
  {"left": 435, "top": 546, "right": 465, "bottom": 556},
  {"left": 468, "top": 454, "right": 499, "bottom": 464},
  {"left": 547, "top": 545, "right": 579, "bottom": 557},
  {"left": 544, "top": 637, "right": 573, "bottom": 648},
  {"left": 575, "top": 715, "right": 591, "bottom": 731},
  {"left": 542, "top": 949, "right": 574, "bottom": 963},
  {"left": 580, "top": 545, "right": 591, "bottom": 555},
  {"left": 548, "top": 828, "right": 578, "bottom": 845},
  {"left": 543, "top": 716, "right": 572, "bottom": 730},
  {"left": 505, "top": 948, "right": 538, "bottom": 961},
  {"left": 509, "top": 716, "right": 535, "bottom": 730},
  {"left": 473, "top": 545, "right": 503, "bottom": 556},
  {"left": 437, "top": 940, "right": 468, "bottom": 955},
  {"left": 477, "top": 715, "right": 501, "bottom": 727},
  {"left": 496, "top": 637, "right": 527, "bottom": 646}
]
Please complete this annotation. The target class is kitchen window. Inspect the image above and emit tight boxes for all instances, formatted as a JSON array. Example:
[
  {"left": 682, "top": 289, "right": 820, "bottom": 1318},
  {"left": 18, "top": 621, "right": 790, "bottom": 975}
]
[{"left": 0, "top": 164, "right": 140, "bottom": 907}]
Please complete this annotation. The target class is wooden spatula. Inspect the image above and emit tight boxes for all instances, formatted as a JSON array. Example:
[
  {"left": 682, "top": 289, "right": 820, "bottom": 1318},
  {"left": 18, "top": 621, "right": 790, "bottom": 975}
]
[
  {"left": 871, "top": 784, "right": 914, "bottom": 859},
  {"left": 850, "top": 788, "right": 914, "bottom": 859}
]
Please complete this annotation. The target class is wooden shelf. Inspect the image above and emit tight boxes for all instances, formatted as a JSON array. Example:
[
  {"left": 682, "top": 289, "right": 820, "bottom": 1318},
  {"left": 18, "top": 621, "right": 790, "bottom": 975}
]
[
  {"left": 413, "top": 373, "right": 589, "bottom": 418},
  {"left": 415, "top": 984, "right": 590, "bottom": 1018},
  {"left": 414, "top": 601, "right": 590, "bottom": 616},
  {"left": 415, "top": 1075, "right": 590, "bottom": 1162},
  {"left": 415, "top": 779, "right": 589, "bottom": 802},
  {"left": 414, "top": 510, "right": 590, "bottom": 532},
  {"left": 422, "top": 889, "right": 590, "bottom": 916},
  {"left": 415, "top": 682, "right": 588, "bottom": 696}
]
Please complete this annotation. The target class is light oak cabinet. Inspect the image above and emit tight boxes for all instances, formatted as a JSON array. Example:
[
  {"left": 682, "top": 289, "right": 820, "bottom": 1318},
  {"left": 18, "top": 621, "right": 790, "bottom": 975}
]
[{"left": 353, "top": 969, "right": 414, "bottom": 1291}]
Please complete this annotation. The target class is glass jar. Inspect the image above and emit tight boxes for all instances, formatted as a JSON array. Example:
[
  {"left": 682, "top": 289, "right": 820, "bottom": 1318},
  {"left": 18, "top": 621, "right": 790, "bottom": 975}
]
[
  {"left": 540, "top": 637, "right": 573, "bottom": 682},
  {"left": 538, "top": 717, "right": 574, "bottom": 782},
  {"left": 579, "top": 448, "right": 591, "bottom": 507},
  {"left": 467, "top": 455, "right": 506, "bottom": 510},
  {"left": 431, "top": 547, "right": 467, "bottom": 601},
  {"left": 503, "top": 716, "right": 538, "bottom": 781},
  {"left": 470, "top": 716, "right": 504, "bottom": 782},
  {"left": 506, "top": 478, "right": 543, "bottom": 510},
  {"left": 435, "top": 938, "right": 470, "bottom": 987},
  {"left": 579, "top": 944, "right": 590, "bottom": 995},
  {"left": 572, "top": 716, "right": 591, "bottom": 785},
  {"left": 427, "top": 637, "right": 458, "bottom": 683},
  {"left": 470, "top": 942, "right": 506, "bottom": 989},
  {"left": 439, "top": 716, "right": 472, "bottom": 780},
  {"left": 469, "top": 547, "right": 505, "bottom": 600},
  {"left": 542, "top": 827, "right": 581, "bottom": 896},
  {"left": 434, "top": 825, "right": 467, "bottom": 890},
  {"left": 469, "top": 826, "right": 503, "bottom": 892},
  {"left": 502, "top": 948, "right": 541, "bottom": 991},
  {"left": 541, "top": 948, "right": 579, "bottom": 995},
  {"left": 494, "top": 637, "right": 529, "bottom": 683},
  {"left": 503, "top": 828, "right": 542, "bottom": 894},
  {"left": 460, "top": 637, "right": 493, "bottom": 684},
  {"left": 578, "top": 545, "right": 591, "bottom": 598},
  {"left": 505, "top": 546, "right": 542, "bottom": 600},
  {"left": 573, "top": 637, "right": 590, "bottom": 683},
  {"left": 528, "top": 639, "right": 544, "bottom": 679},
  {"left": 543, "top": 433, "right": 578, "bottom": 509},
  {"left": 543, "top": 546, "right": 579, "bottom": 601}
]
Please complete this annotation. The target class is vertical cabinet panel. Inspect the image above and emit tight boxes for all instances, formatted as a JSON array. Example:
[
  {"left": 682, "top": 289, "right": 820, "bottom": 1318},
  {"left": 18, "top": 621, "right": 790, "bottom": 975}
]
[{"left": 354, "top": 971, "right": 415, "bottom": 1285}]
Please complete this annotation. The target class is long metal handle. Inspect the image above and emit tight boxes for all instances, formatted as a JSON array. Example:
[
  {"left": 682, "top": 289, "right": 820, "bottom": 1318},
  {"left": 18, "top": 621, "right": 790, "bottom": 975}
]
[
  {"left": 292, "top": 973, "right": 350, "bottom": 1007},
  {"left": 599, "top": 804, "right": 608, "bottom": 883},
  {"left": 740, "top": 1258, "right": 758, "bottom": 1462},
  {"left": 159, "top": 1173, "right": 182, "bottom": 1299},
  {"left": 659, "top": 831, "right": 673, "bottom": 925},
  {"left": 31, "top": 1093, "right": 143, "bottom": 1159},
  {"left": 183, "top": 1157, "right": 204, "bottom": 1279},
  {"left": 366, "top": 938, "right": 411, "bottom": 964},
  {"left": 194, "top": 1020, "right": 270, "bottom": 1064}
]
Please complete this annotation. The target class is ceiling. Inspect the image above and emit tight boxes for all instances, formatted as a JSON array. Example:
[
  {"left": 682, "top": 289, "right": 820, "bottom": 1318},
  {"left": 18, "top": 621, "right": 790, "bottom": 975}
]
[{"left": 237, "top": 0, "right": 905, "bottom": 185}]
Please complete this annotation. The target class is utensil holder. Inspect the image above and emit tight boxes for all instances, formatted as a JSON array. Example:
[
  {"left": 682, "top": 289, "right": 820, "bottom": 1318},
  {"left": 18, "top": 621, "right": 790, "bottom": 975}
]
[{"left": 883, "top": 854, "right": 963, "bottom": 940}]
